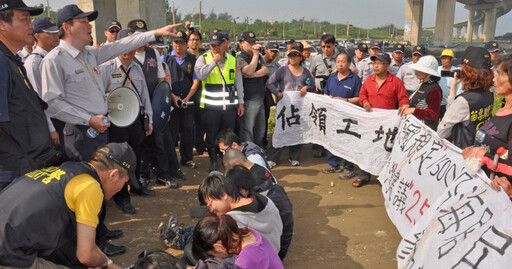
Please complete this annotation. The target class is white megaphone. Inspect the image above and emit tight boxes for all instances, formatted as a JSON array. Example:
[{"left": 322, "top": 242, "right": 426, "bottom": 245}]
[{"left": 106, "top": 87, "right": 140, "bottom": 127}]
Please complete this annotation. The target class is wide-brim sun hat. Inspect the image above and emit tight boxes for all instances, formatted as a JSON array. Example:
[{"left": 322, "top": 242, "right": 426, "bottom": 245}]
[{"left": 409, "top": 55, "right": 441, "bottom": 77}]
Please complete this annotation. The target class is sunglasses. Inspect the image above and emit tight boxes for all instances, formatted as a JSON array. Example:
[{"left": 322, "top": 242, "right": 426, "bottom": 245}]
[
  {"left": 108, "top": 29, "right": 120, "bottom": 34},
  {"left": 219, "top": 144, "right": 232, "bottom": 153}
]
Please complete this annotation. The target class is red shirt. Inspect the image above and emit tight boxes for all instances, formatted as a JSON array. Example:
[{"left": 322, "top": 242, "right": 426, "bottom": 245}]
[{"left": 359, "top": 72, "right": 410, "bottom": 109}]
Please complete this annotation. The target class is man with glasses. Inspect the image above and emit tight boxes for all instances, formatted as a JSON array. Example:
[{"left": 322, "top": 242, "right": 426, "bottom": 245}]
[
  {"left": 309, "top": 34, "right": 337, "bottom": 158},
  {"left": 216, "top": 128, "right": 271, "bottom": 171},
  {"left": 103, "top": 19, "right": 121, "bottom": 45},
  {"left": 356, "top": 52, "right": 409, "bottom": 188}
]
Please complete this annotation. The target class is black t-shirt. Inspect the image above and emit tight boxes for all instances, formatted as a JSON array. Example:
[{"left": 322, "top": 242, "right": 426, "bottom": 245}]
[
  {"left": 237, "top": 50, "right": 266, "bottom": 102},
  {"left": 475, "top": 112, "right": 512, "bottom": 182},
  {"left": 250, "top": 164, "right": 274, "bottom": 192}
]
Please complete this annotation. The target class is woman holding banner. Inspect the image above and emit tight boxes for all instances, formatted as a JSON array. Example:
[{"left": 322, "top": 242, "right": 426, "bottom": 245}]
[
  {"left": 462, "top": 54, "right": 512, "bottom": 199},
  {"left": 266, "top": 41, "right": 315, "bottom": 168},
  {"left": 399, "top": 55, "right": 442, "bottom": 131}
]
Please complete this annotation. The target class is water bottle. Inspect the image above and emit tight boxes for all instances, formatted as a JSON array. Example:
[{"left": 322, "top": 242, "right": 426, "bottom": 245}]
[{"left": 86, "top": 118, "right": 109, "bottom": 138}]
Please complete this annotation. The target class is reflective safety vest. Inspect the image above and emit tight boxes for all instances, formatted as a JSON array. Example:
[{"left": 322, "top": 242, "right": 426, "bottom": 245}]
[{"left": 200, "top": 52, "right": 238, "bottom": 110}]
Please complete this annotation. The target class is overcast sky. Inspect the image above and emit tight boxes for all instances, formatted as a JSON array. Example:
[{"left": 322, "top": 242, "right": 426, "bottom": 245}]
[{"left": 25, "top": 0, "right": 512, "bottom": 35}]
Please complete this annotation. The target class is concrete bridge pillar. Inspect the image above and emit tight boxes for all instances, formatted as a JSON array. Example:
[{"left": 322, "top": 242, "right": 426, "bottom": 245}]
[
  {"left": 77, "top": 0, "right": 117, "bottom": 45},
  {"left": 434, "top": 0, "right": 456, "bottom": 43},
  {"left": 77, "top": 0, "right": 166, "bottom": 45},
  {"left": 466, "top": 8, "right": 475, "bottom": 42},
  {"left": 482, "top": 5, "right": 498, "bottom": 42},
  {"left": 404, "top": 0, "right": 424, "bottom": 45}
]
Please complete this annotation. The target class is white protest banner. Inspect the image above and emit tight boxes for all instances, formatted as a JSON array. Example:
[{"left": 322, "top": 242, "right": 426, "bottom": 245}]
[
  {"left": 378, "top": 116, "right": 512, "bottom": 268},
  {"left": 272, "top": 91, "right": 402, "bottom": 175}
]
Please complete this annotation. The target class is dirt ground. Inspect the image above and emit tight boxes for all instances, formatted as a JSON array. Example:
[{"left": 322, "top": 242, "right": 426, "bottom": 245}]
[{"left": 105, "top": 145, "right": 402, "bottom": 268}]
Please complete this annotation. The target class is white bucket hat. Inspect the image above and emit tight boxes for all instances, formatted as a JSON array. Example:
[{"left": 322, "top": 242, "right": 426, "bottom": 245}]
[{"left": 409, "top": 55, "right": 440, "bottom": 77}]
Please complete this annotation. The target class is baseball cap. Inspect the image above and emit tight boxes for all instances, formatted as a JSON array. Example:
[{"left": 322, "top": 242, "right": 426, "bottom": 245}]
[
  {"left": 357, "top": 43, "right": 368, "bottom": 52},
  {"left": 440, "top": 49, "right": 455, "bottom": 58},
  {"left": 370, "top": 52, "right": 391, "bottom": 64},
  {"left": 393, "top": 43, "right": 405, "bottom": 53},
  {"left": 266, "top": 42, "right": 279, "bottom": 51},
  {"left": 173, "top": 30, "right": 187, "bottom": 42},
  {"left": 286, "top": 39, "right": 295, "bottom": 44},
  {"left": 33, "top": 17, "right": 58, "bottom": 34},
  {"left": 288, "top": 41, "right": 303, "bottom": 56},
  {"left": 453, "top": 46, "right": 491, "bottom": 69},
  {"left": 209, "top": 32, "right": 224, "bottom": 45},
  {"left": 105, "top": 19, "right": 121, "bottom": 30},
  {"left": 117, "top": 29, "right": 135, "bottom": 40},
  {"left": 56, "top": 4, "right": 98, "bottom": 27},
  {"left": 210, "top": 28, "right": 221, "bottom": 37},
  {"left": 127, "top": 19, "right": 148, "bottom": 32},
  {"left": 413, "top": 44, "right": 426, "bottom": 56},
  {"left": 0, "top": 0, "right": 43, "bottom": 16},
  {"left": 150, "top": 36, "right": 167, "bottom": 47},
  {"left": 239, "top": 31, "right": 257, "bottom": 43},
  {"left": 220, "top": 31, "right": 229, "bottom": 41},
  {"left": 369, "top": 40, "right": 382, "bottom": 50},
  {"left": 484, "top": 41, "right": 499, "bottom": 52},
  {"left": 96, "top": 142, "right": 138, "bottom": 188}
]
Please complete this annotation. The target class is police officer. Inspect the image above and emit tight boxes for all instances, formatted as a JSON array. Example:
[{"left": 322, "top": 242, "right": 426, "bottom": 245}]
[
  {"left": 40, "top": 4, "right": 181, "bottom": 256},
  {"left": 163, "top": 30, "right": 200, "bottom": 169},
  {"left": 310, "top": 34, "right": 337, "bottom": 158},
  {"left": 358, "top": 40, "right": 382, "bottom": 83},
  {"left": 0, "top": 0, "right": 56, "bottom": 190},
  {"left": 24, "top": 16, "right": 61, "bottom": 145},
  {"left": 310, "top": 34, "right": 337, "bottom": 94},
  {"left": 397, "top": 44, "right": 425, "bottom": 96},
  {"left": 0, "top": 142, "right": 135, "bottom": 269},
  {"left": 389, "top": 43, "right": 406, "bottom": 75},
  {"left": 128, "top": 19, "right": 185, "bottom": 186},
  {"left": 99, "top": 29, "right": 156, "bottom": 214},
  {"left": 194, "top": 30, "right": 245, "bottom": 171},
  {"left": 350, "top": 43, "right": 368, "bottom": 74},
  {"left": 103, "top": 19, "right": 121, "bottom": 45}
]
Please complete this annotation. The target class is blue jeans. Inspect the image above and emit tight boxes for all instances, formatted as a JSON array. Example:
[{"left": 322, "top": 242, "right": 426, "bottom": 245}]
[
  {"left": 240, "top": 100, "right": 266, "bottom": 148},
  {"left": 327, "top": 151, "right": 354, "bottom": 171}
]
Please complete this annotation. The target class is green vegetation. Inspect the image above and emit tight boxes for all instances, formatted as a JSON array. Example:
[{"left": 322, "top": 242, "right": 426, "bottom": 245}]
[{"left": 167, "top": 8, "right": 411, "bottom": 41}]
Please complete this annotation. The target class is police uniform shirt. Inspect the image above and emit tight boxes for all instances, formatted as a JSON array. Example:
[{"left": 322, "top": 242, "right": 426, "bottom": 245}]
[
  {"left": 24, "top": 46, "right": 48, "bottom": 97},
  {"left": 41, "top": 31, "right": 157, "bottom": 126},
  {"left": 135, "top": 48, "right": 165, "bottom": 79},
  {"left": 309, "top": 53, "right": 336, "bottom": 90},
  {"left": 358, "top": 57, "right": 373, "bottom": 83},
  {"left": 195, "top": 51, "right": 245, "bottom": 104},
  {"left": 267, "top": 59, "right": 280, "bottom": 77},
  {"left": 389, "top": 58, "right": 404, "bottom": 76},
  {"left": 17, "top": 47, "right": 30, "bottom": 63},
  {"left": 99, "top": 57, "right": 153, "bottom": 123},
  {"left": 24, "top": 46, "right": 56, "bottom": 133},
  {"left": 396, "top": 62, "right": 420, "bottom": 95}
]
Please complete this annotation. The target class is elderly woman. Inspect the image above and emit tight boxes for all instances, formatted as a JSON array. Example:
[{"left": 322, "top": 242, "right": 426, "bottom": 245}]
[
  {"left": 462, "top": 54, "right": 512, "bottom": 199},
  {"left": 399, "top": 55, "right": 442, "bottom": 130},
  {"left": 437, "top": 47, "right": 494, "bottom": 149},
  {"left": 192, "top": 215, "right": 284, "bottom": 269},
  {"left": 266, "top": 41, "right": 315, "bottom": 167}
]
